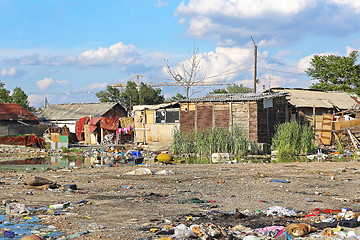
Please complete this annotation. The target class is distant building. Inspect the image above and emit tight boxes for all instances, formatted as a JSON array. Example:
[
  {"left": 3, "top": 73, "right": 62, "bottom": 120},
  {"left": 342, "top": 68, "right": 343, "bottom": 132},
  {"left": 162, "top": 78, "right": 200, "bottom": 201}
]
[
  {"left": 38, "top": 102, "right": 127, "bottom": 132},
  {"left": 38, "top": 102, "right": 128, "bottom": 143},
  {"left": 0, "top": 103, "right": 47, "bottom": 136},
  {"left": 265, "top": 88, "right": 360, "bottom": 116}
]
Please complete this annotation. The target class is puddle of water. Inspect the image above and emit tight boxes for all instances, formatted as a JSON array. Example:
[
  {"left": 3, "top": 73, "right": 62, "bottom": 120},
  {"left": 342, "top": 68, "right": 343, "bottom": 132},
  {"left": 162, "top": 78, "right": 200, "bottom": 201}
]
[
  {"left": 0, "top": 212, "right": 62, "bottom": 239},
  {"left": 0, "top": 155, "right": 129, "bottom": 170}
]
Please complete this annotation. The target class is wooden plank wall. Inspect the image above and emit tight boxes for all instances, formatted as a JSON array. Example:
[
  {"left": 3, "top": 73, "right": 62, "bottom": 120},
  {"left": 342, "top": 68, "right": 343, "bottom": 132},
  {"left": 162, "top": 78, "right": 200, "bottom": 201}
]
[
  {"left": 248, "top": 102, "right": 258, "bottom": 142},
  {"left": 180, "top": 102, "right": 252, "bottom": 138},
  {"left": 197, "top": 102, "right": 213, "bottom": 131},
  {"left": 257, "top": 97, "right": 286, "bottom": 144},
  {"left": 214, "top": 103, "right": 230, "bottom": 128},
  {"left": 180, "top": 103, "right": 196, "bottom": 135},
  {"left": 231, "top": 102, "right": 249, "bottom": 133}
]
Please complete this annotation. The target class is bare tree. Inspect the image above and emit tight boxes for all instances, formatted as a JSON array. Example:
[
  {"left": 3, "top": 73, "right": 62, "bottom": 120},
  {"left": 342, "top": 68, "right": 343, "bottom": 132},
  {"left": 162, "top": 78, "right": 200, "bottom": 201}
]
[{"left": 164, "top": 44, "right": 206, "bottom": 100}]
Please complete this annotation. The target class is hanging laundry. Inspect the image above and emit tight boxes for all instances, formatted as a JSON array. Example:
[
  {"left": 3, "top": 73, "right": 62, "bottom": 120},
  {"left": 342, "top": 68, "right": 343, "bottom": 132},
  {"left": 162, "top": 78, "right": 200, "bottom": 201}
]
[
  {"left": 100, "top": 117, "right": 119, "bottom": 131},
  {"left": 75, "top": 117, "right": 89, "bottom": 141},
  {"left": 89, "top": 117, "right": 101, "bottom": 133}
]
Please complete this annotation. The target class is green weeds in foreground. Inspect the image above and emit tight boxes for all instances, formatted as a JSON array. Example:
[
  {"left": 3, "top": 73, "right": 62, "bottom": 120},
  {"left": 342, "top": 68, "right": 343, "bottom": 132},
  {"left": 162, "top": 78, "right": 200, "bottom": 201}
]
[
  {"left": 271, "top": 121, "right": 315, "bottom": 161},
  {"left": 172, "top": 126, "right": 249, "bottom": 163}
]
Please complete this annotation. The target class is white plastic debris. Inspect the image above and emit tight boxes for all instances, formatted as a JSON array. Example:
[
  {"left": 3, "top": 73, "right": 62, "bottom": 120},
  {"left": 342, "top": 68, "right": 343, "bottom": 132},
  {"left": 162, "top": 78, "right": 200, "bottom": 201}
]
[
  {"left": 266, "top": 206, "right": 296, "bottom": 217},
  {"left": 124, "top": 168, "right": 153, "bottom": 175},
  {"left": 172, "top": 224, "right": 196, "bottom": 239},
  {"left": 155, "top": 169, "right": 174, "bottom": 175}
]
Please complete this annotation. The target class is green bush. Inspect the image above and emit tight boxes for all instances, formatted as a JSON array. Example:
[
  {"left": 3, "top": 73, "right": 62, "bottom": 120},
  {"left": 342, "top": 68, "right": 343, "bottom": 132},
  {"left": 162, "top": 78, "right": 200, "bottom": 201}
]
[{"left": 60, "top": 146, "right": 69, "bottom": 153}]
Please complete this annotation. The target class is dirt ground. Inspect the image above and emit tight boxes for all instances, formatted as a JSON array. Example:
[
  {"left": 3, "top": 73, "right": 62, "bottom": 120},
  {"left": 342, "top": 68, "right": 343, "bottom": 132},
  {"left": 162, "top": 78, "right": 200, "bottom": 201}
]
[{"left": 1, "top": 161, "right": 360, "bottom": 239}]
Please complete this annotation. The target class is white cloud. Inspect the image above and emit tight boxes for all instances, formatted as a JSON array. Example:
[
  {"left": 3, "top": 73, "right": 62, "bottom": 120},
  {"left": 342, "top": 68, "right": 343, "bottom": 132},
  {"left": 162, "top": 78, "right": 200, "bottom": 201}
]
[
  {"left": 260, "top": 74, "right": 297, "bottom": 89},
  {"left": 175, "top": 0, "right": 360, "bottom": 45},
  {"left": 164, "top": 47, "right": 254, "bottom": 84},
  {"left": 345, "top": 46, "right": 360, "bottom": 56},
  {"left": 275, "top": 50, "right": 301, "bottom": 59},
  {"left": 84, "top": 82, "right": 107, "bottom": 90},
  {"left": 155, "top": 0, "right": 168, "bottom": 7},
  {"left": 36, "top": 77, "right": 54, "bottom": 91},
  {"left": 258, "top": 38, "right": 281, "bottom": 47},
  {"left": 217, "top": 39, "right": 236, "bottom": 47},
  {"left": 36, "top": 77, "right": 69, "bottom": 91},
  {"left": 77, "top": 42, "right": 141, "bottom": 65},
  {"left": 28, "top": 94, "right": 44, "bottom": 107},
  {"left": 176, "top": 0, "right": 314, "bottom": 18},
  {"left": 10, "top": 42, "right": 143, "bottom": 68},
  {"left": 1, "top": 66, "right": 17, "bottom": 76},
  {"left": 55, "top": 80, "right": 68, "bottom": 85},
  {"left": 149, "top": 51, "right": 167, "bottom": 60},
  {"left": 329, "top": 0, "right": 360, "bottom": 13},
  {"left": 297, "top": 51, "right": 338, "bottom": 70}
]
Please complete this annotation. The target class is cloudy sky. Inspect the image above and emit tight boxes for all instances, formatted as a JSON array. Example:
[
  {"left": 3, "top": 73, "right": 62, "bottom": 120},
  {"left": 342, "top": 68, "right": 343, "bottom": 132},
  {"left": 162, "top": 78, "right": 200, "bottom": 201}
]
[{"left": 1, "top": 0, "right": 360, "bottom": 107}]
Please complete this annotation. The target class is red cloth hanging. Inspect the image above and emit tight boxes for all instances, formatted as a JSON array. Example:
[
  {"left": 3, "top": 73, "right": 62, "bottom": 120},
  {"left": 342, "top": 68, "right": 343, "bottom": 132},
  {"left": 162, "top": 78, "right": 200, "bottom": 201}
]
[
  {"left": 75, "top": 117, "right": 89, "bottom": 141},
  {"left": 100, "top": 117, "right": 119, "bottom": 131},
  {"left": 89, "top": 117, "right": 101, "bottom": 133}
]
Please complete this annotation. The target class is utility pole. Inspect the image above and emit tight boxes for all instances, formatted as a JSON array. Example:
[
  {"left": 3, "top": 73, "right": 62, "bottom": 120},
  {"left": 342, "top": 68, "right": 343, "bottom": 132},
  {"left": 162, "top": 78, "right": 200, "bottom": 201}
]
[
  {"left": 251, "top": 36, "right": 257, "bottom": 93},
  {"left": 268, "top": 75, "right": 272, "bottom": 90}
]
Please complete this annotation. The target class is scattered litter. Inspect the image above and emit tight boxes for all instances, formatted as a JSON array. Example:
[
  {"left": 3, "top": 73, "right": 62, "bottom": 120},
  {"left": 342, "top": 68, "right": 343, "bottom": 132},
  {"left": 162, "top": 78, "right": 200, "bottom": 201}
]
[
  {"left": 270, "top": 179, "right": 291, "bottom": 183},
  {"left": 124, "top": 168, "right": 153, "bottom": 175}
]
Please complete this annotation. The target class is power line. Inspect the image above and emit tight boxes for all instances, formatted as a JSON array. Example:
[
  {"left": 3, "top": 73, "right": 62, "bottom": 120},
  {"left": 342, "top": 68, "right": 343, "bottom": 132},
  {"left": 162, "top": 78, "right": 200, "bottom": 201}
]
[
  {"left": 28, "top": 91, "right": 97, "bottom": 95},
  {"left": 141, "top": 76, "right": 173, "bottom": 81},
  {"left": 204, "top": 67, "right": 254, "bottom": 80},
  {"left": 258, "top": 56, "right": 307, "bottom": 71},
  {"left": 257, "top": 67, "right": 307, "bottom": 76}
]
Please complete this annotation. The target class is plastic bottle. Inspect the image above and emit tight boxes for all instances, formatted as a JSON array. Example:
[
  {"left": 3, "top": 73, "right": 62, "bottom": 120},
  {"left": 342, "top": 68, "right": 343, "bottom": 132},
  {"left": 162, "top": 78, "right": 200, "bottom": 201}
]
[{"left": 49, "top": 202, "right": 70, "bottom": 210}]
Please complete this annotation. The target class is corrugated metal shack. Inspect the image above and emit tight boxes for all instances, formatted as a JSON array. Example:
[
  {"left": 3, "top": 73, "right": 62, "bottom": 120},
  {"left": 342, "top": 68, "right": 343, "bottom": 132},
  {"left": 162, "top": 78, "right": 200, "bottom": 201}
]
[
  {"left": 179, "top": 92, "right": 288, "bottom": 144},
  {"left": 265, "top": 88, "right": 360, "bottom": 146},
  {"left": 267, "top": 88, "right": 359, "bottom": 116},
  {"left": 0, "top": 103, "right": 48, "bottom": 136}
]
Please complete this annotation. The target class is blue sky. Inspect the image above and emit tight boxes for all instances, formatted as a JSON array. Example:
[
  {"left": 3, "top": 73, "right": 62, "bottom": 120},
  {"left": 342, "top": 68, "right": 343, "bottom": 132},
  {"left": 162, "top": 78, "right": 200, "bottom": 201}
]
[{"left": 1, "top": 0, "right": 360, "bottom": 107}]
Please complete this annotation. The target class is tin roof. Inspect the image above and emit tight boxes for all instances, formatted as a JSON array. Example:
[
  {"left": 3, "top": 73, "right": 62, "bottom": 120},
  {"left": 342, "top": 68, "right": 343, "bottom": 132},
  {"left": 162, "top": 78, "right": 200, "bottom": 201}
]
[
  {"left": 0, "top": 103, "right": 38, "bottom": 121},
  {"left": 132, "top": 102, "right": 180, "bottom": 111},
  {"left": 37, "top": 102, "right": 123, "bottom": 120},
  {"left": 268, "top": 88, "right": 358, "bottom": 109},
  {"left": 179, "top": 92, "right": 286, "bottom": 103}
]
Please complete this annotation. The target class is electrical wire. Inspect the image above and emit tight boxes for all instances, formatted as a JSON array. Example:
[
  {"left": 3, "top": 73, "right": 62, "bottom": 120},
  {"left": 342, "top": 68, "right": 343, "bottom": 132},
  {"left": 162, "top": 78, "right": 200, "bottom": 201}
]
[
  {"left": 28, "top": 91, "right": 97, "bottom": 95},
  {"left": 204, "top": 67, "right": 254, "bottom": 80},
  {"left": 258, "top": 56, "right": 307, "bottom": 71},
  {"left": 257, "top": 67, "right": 307, "bottom": 76}
]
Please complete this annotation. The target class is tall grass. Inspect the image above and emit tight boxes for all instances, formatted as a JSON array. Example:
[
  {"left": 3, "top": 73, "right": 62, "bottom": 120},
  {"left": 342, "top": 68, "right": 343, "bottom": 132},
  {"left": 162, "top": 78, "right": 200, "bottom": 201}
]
[
  {"left": 271, "top": 121, "right": 315, "bottom": 160},
  {"left": 172, "top": 126, "right": 248, "bottom": 161}
]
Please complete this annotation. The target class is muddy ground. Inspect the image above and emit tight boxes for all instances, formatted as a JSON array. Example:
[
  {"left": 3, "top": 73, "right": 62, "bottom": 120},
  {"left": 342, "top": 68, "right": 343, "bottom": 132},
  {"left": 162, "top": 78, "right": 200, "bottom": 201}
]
[{"left": 1, "top": 161, "right": 360, "bottom": 239}]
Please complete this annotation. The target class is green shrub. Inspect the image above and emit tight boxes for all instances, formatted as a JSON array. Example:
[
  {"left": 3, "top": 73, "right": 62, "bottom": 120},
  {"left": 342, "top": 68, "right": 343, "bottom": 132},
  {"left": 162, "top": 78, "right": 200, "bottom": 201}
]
[{"left": 60, "top": 146, "right": 69, "bottom": 153}]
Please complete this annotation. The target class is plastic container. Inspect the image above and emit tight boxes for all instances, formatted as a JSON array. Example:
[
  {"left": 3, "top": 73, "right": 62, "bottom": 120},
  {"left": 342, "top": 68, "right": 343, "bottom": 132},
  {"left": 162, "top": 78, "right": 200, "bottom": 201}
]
[
  {"left": 131, "top": 151, "right": 142, "bottom": 157},
  {"left": 49, "top": 202, "right": 70, "bottom": 210},
  {"left": 4, "top": 230, "right": 15, "bottom": 238}
]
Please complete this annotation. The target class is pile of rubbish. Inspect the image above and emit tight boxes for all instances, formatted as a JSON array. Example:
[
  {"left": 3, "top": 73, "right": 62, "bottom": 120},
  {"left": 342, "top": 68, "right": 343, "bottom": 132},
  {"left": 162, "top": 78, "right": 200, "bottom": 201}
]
[
  {"left": 139, "top": 205, "right": 360, "bottom": 239},
  {"left": 0, "top": 175, "right": 93, "bottom": 239}
]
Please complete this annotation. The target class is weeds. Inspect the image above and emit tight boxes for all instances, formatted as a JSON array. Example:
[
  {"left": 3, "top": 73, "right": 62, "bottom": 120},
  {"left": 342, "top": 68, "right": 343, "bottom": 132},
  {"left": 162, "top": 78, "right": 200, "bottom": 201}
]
[
  {"left": 172, "top": 126, "right": 248, "bottom": 163},
  {"left": 271, "top": 121, "right": 315, "bottom": 160}
]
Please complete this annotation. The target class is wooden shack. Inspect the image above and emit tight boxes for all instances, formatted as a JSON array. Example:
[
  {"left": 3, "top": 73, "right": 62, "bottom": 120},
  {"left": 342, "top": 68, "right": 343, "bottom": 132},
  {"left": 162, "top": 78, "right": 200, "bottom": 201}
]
[
  {"left": 179, "top": 92, "right": 288, "bottom": 144},
  {"left": 133, "top": 102, "right": 180, "bottom": 144}
]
